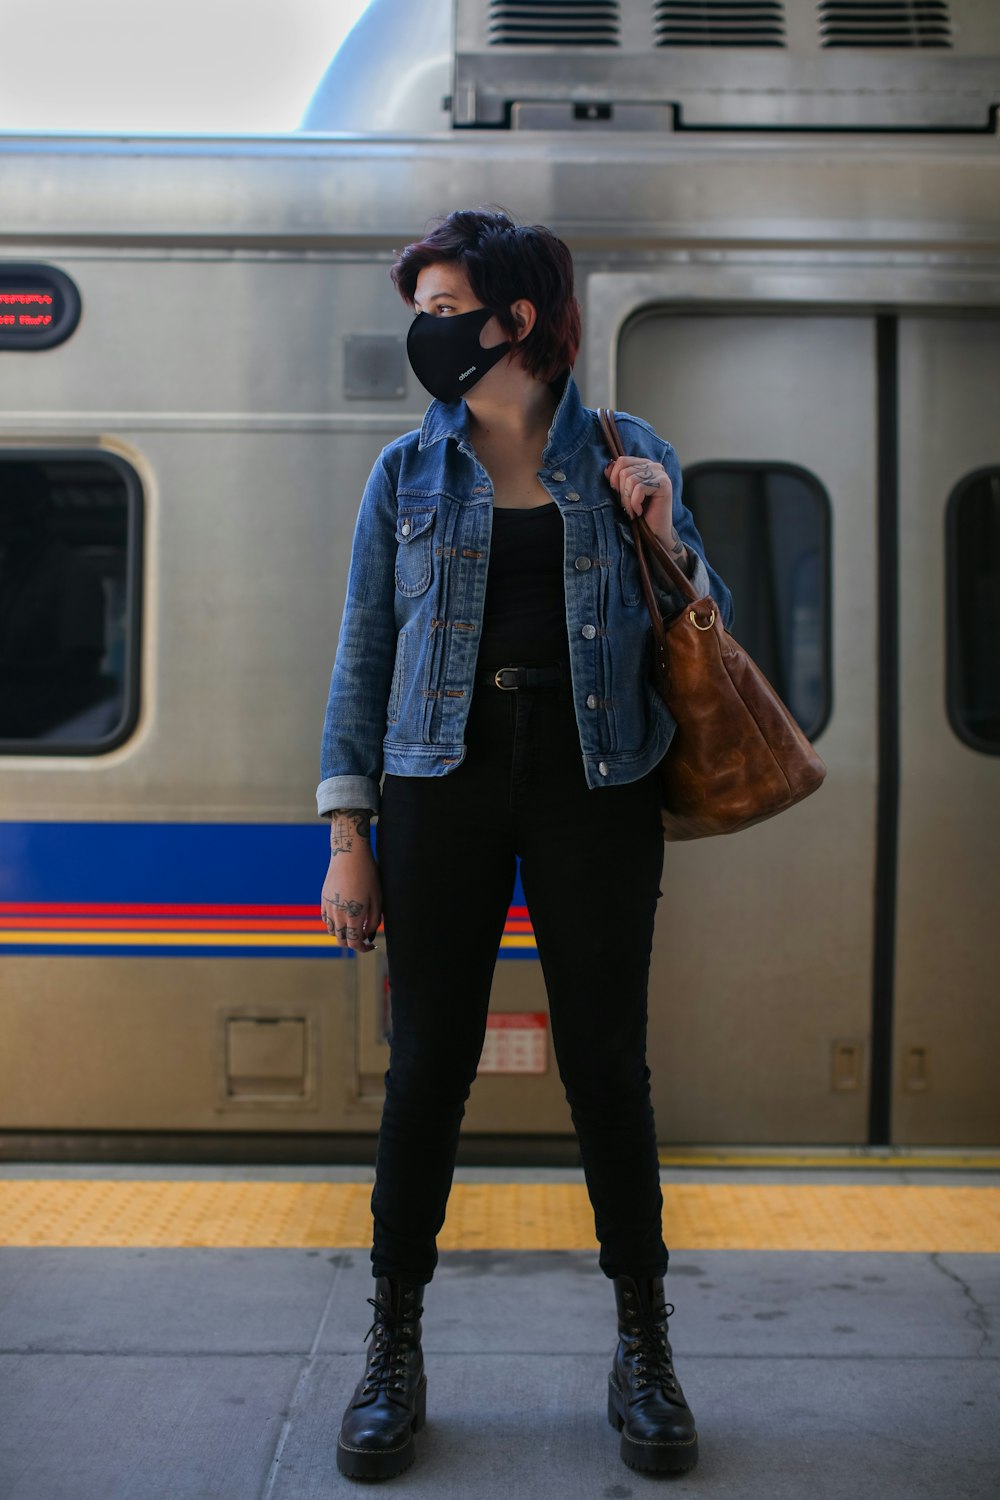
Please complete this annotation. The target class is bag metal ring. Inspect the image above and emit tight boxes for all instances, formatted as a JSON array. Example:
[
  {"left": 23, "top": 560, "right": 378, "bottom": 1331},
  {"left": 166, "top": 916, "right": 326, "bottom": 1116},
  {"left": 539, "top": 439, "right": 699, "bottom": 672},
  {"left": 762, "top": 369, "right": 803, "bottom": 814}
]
[{"left": 690, "top": 608, "right": 716, "bottom": 632}]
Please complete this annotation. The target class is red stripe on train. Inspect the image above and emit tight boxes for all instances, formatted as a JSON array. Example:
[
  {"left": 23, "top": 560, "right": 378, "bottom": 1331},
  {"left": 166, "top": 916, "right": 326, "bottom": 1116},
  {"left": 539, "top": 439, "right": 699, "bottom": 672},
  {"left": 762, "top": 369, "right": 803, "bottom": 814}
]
[{"left": 0, "top": 902, "right": 533, "bottom": 920}]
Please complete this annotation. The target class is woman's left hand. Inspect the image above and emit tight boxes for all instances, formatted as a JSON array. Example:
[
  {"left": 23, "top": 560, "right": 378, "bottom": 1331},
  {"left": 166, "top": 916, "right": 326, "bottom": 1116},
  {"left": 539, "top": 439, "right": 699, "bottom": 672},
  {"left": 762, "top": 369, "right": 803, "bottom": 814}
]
[{"left": 604, "top": 455, "right": 678, "bottom": 554}]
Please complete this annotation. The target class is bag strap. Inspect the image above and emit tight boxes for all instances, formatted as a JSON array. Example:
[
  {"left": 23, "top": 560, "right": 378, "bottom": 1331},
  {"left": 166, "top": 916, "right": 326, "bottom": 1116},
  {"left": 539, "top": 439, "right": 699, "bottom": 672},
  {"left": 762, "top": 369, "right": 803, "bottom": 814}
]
[{"left": 597, "top": 408, "right": 700, "bottom": 615}]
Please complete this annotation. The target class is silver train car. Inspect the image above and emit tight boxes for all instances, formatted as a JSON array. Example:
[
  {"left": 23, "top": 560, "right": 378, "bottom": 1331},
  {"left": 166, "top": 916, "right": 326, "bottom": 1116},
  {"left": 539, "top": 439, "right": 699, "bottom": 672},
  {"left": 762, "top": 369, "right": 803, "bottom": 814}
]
[{"left": 1, "top": 0, "right": 998, "bottom": 1157}]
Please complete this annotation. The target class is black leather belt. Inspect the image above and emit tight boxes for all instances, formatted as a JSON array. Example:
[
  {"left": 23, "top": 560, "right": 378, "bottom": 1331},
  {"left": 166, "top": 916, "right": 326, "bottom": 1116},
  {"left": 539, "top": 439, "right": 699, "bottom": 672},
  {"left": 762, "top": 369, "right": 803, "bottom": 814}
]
[{"left": 479, "top": 665, "right": 566, "bottom": 691}]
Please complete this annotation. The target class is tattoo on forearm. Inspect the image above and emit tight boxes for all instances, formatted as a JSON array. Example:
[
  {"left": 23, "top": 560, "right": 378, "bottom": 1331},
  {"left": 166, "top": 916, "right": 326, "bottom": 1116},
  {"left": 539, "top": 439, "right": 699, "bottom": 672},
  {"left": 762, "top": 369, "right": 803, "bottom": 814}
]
[
  {"left": 330, "top": 823, "right": 354, "bottom": 856},
  {"left": 650, "top": 542, "right": 693, "bottom": 590},
  {"left": 666, "top": 536, "right": 693, "bottom": 576},
  {"left": 329, "top": 807, "right": 371, "bottom": 855}
]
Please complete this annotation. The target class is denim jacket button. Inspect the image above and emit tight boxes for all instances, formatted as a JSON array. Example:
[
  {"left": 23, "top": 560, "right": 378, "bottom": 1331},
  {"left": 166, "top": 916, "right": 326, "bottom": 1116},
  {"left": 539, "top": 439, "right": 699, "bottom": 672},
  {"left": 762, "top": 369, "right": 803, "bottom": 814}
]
[
  {"left": 565, "top": 491, "right": 580, "bottom": 502},
  {"left": 581, "top": 624, "right": 597, "bottom": 640},
  {"left": 551, "top": 470, "right": 567, "bottom": 482},
  {"left": 586, "top": 693, "right": 598, "bottom": 710},
  {"left": 574, "top": 555, "right": 592, "bottom": 572},
  {"left": 598, "top": 761, "right": 609, "bottom": 777},
  {"left": 401, "top": 521, "right": 411, "bottom": 536}
]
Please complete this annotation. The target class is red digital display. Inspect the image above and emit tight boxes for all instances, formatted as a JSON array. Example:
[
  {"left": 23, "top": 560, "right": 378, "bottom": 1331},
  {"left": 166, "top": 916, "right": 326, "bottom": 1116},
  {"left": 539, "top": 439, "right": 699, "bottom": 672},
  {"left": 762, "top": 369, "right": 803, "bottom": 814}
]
[
  {"left": 0, "top": 266, "right": 80, "bottom": 349},
  {"left": 0, "top": 291, "right": 54, "bottom": 328}
]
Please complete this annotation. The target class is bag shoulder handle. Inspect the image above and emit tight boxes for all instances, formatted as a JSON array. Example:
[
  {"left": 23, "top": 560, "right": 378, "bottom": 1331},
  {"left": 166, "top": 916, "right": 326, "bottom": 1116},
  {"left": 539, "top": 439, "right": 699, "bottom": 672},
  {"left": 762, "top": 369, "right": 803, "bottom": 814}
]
[{"left": 596, "top": 408, "right": 699, "bottom": 610}]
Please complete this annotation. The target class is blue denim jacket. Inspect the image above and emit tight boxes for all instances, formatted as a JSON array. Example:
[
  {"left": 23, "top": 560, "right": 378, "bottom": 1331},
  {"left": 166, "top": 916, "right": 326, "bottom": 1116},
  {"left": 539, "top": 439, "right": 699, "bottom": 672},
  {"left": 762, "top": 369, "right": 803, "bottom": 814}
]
[{"left": 317, "top": 374, "right": 733, "bottom": 817}]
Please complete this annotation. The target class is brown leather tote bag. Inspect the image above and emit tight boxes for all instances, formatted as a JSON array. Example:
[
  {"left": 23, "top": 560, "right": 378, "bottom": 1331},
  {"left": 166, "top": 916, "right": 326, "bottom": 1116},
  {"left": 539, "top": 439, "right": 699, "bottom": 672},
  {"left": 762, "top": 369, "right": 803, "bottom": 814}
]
[{"left": 598, "top": 408, "right": 827, "bottom": 840}]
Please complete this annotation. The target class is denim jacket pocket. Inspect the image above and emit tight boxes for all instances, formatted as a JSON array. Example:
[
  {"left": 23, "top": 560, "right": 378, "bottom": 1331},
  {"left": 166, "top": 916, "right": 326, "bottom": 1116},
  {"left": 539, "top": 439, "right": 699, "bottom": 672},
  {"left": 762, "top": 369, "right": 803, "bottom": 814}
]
[
  {"left": 387, "top": 629, "right": 407, "bottom": 723},
  {"left": 394, "top": 509, "right": 436, "bottom": 597},
  {"left": 618, "top": 523, "right": 644, "bottom": 608}
]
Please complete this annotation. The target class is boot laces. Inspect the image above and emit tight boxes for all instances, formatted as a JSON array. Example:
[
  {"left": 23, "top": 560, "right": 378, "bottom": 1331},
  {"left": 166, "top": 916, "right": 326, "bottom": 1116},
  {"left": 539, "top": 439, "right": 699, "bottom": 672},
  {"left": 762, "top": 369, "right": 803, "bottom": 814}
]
[
  {"left": 361, "top": 1295, "right": 419, "bottom": 1399},
  {"left": 625, "top": 1300, "right": 679, "bottom": 1395}
]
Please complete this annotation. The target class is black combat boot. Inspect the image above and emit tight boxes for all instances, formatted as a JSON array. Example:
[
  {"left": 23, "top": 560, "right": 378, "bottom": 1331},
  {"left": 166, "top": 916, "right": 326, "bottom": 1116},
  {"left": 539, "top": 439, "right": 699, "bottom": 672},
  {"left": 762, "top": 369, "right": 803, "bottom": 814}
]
[
  {"left": 607, "top": 1273, "right": 698, "bottom": 1474},
  {"left": 336, "top": 1276, "right": 427, "bottom": 1480}
]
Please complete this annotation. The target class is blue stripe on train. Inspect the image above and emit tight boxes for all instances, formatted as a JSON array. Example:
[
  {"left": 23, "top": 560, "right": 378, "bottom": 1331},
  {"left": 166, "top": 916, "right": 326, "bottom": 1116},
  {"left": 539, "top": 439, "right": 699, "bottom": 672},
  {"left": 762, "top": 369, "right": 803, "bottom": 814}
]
[
  {"left": 0, "top": 943, "right": 349, "bottom": 960},
  {"left": 0, "top": 822, "right": 534, "bottom": 958},
  {"left": 0, "top": 821, "right": 337, "bottom": 905}
]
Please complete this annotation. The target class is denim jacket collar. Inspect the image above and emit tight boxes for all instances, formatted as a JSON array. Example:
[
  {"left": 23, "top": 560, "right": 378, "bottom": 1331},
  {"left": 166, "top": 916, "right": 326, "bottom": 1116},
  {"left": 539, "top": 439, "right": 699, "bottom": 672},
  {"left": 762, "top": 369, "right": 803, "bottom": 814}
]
[{"left": 416, "top": 371, "right": 594, "bottom": 469}]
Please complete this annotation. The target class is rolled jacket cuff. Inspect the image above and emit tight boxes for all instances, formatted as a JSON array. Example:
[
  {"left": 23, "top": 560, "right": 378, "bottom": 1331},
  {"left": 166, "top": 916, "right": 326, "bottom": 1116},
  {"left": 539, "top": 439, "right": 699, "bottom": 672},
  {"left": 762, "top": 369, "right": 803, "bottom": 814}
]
[
  {"left": 316, "top": 774, "right": 380, "bottom": 820},
  {"left": 686, "top": 552, "right": 712, "bottom": 600}
]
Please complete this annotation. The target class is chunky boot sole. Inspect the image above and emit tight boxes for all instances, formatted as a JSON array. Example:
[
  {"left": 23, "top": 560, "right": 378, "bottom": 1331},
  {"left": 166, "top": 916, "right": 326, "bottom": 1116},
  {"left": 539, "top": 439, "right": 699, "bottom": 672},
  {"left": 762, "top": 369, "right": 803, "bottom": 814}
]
[
  {"left": 336, "top": 1375, "right": 427, "bottom": 1480},
  {"left": 607, "top": 1376, "right": 699, "bottom": 1475}
]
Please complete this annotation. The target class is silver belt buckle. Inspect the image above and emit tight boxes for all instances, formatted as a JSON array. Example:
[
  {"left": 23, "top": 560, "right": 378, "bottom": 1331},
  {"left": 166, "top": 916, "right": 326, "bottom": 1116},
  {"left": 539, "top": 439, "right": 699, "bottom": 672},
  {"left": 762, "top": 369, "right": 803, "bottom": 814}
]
[{"left": 494, "top": 668, "right": 519, "bottom": 691}]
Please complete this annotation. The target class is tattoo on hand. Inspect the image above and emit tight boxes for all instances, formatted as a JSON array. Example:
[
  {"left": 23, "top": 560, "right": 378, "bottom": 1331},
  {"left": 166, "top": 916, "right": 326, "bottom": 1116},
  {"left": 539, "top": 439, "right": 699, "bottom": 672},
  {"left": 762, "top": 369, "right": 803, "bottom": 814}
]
[{"left": 328, "top": 892, "right": 365, "bottom": 919}]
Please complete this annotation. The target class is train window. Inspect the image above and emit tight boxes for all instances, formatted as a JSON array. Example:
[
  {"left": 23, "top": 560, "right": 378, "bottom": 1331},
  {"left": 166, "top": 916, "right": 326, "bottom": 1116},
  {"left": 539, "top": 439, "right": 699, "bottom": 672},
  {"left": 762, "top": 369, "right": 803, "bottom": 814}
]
[
  {"left": 0, "top": 453, "right": 142, "bottom": 754},
  {"left": 684, "top": 462, "right": 831, "bottom": 740},
  {"left": 946, "top": 469, "right": 1000, "bottom": 754}
]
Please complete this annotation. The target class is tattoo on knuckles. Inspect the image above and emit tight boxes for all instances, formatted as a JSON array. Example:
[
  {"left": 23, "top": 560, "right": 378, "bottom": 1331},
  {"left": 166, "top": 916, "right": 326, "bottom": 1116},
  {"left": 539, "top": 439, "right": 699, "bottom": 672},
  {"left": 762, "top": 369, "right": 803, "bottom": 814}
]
[{"left": 334, "top": 926, "right": 365, "bottom": 944}]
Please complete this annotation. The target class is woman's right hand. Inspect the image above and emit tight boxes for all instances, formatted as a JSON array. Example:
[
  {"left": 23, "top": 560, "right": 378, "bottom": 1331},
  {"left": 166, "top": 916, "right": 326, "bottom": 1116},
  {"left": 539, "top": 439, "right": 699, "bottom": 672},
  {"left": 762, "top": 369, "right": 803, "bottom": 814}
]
[{"left": 320, "top": 809, "right": 382, "bottom": 953}]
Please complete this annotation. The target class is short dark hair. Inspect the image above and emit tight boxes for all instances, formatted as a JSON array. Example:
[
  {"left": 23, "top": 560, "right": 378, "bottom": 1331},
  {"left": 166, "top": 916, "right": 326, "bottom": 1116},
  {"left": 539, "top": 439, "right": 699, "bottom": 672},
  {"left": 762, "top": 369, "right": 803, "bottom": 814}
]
[{"left": 391, "top": 208, "right": 581, "bottom": 383}]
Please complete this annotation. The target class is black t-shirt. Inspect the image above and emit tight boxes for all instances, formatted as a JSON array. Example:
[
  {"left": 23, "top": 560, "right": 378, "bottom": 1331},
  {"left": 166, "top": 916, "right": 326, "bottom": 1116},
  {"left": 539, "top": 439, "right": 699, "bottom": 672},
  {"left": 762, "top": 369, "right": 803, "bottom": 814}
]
[{"left": 477, "top": 502, "right": 568, "bottom": 670}]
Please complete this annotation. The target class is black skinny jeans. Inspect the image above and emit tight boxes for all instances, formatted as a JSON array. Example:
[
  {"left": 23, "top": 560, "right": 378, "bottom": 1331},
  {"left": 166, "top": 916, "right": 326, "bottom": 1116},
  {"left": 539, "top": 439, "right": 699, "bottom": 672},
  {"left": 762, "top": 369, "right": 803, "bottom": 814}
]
[{"left": 372, "top": 671, "right": 669, "bottom": 1286}]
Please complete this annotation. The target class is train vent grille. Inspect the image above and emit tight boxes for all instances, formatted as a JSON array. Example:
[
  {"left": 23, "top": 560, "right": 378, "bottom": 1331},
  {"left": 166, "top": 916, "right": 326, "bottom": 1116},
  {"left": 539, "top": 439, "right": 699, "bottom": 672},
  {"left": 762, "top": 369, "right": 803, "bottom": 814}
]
[
  {"left": 488, "top": 1, "right": 621, "bottom": 48},
  {"left": 654, "top": 1, "right": 787, "bottom": 48},
  {"left": 818, "top": 1, "right": 953, "bottom": 48}
]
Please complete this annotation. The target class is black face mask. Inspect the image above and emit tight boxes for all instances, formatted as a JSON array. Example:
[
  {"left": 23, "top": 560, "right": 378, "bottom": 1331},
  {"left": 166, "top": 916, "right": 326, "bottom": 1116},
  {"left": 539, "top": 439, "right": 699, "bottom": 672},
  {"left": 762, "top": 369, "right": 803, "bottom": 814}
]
[{"left": 406, "top": 307, "right": 512, "bottom": 403}]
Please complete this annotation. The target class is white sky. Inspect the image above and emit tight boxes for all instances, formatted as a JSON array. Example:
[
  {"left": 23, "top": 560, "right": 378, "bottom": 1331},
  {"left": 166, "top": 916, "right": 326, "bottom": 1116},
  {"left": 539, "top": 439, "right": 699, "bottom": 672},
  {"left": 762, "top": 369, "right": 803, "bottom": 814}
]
[{"left": 0, "top": 0, "right": 373, "bottom": 133}]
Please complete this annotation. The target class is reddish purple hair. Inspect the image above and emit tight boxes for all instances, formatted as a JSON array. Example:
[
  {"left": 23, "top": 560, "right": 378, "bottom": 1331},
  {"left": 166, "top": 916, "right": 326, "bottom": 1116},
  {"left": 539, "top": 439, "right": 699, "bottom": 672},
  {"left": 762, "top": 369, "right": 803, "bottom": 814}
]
[{"left": 391, "top": 208, "right": 582, "bottom": 383}]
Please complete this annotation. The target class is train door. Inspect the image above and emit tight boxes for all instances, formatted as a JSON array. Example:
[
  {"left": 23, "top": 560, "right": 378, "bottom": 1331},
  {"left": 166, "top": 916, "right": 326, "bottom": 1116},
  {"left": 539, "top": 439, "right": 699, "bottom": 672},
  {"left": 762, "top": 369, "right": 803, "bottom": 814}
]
[
  {"left": 618, "top": 312, "right": 878, "bottom": 1143},
  {"left": 894, "top": 315, "right": 1000, "bottom": 1144}
]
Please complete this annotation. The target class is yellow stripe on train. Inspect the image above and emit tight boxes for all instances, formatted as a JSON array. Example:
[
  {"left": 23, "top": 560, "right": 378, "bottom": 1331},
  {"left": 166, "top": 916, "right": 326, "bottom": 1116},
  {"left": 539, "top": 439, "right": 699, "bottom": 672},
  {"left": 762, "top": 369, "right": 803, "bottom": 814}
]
[{"left": 0, "top": 929, "right": 537, "bottom": 949}]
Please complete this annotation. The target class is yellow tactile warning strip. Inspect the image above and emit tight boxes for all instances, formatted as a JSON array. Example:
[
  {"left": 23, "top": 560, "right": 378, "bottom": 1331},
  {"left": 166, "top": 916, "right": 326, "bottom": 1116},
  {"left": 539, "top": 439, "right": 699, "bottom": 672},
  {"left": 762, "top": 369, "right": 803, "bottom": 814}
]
[
  {"left": 1, "top": 1181, "right": 999, "bottom": 1252},
  {"left": 658, "top": 1150, "right": 1000, "bottom": 1170}
]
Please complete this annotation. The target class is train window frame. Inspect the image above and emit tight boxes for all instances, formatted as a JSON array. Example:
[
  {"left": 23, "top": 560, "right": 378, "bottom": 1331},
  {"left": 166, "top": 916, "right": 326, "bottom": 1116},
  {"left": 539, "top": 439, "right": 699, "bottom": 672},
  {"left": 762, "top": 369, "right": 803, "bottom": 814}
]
[
  {"left": 945, "top": 466, "right": 1000, "bottom": 756},
  {"left": 0, "top": 263, "right": 82, "bottom": 351},
  {"left": 683, "top": 459, "right": 833, "bottom": 743},
  {"left": 0, "top": 448, "right": 144, "bottom": 757}
]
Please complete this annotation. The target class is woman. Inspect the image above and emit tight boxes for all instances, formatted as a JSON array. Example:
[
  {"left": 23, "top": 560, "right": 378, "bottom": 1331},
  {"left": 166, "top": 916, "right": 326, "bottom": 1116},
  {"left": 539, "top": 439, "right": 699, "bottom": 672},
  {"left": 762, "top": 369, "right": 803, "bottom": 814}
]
[{"left": 317, "top": 209, "right": 733, "bottom": 1481}]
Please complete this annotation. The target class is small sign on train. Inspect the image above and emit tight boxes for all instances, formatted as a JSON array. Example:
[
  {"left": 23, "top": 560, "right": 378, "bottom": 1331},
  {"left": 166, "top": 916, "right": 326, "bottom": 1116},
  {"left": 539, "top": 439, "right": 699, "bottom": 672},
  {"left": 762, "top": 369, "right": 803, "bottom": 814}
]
[
  {"left": 0, "top": 263, "right": 81, "bottom": 350},
  {"left": 478, "top": 1012, "right": 549, "bottom": 1075}
]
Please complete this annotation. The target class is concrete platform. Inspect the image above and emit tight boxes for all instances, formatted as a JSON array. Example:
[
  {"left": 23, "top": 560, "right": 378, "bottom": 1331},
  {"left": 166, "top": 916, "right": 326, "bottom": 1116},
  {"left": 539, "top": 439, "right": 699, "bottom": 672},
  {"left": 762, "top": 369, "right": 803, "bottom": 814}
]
[{"left": 1, "top": 1236, "right": 997, "bottom": 1499}]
